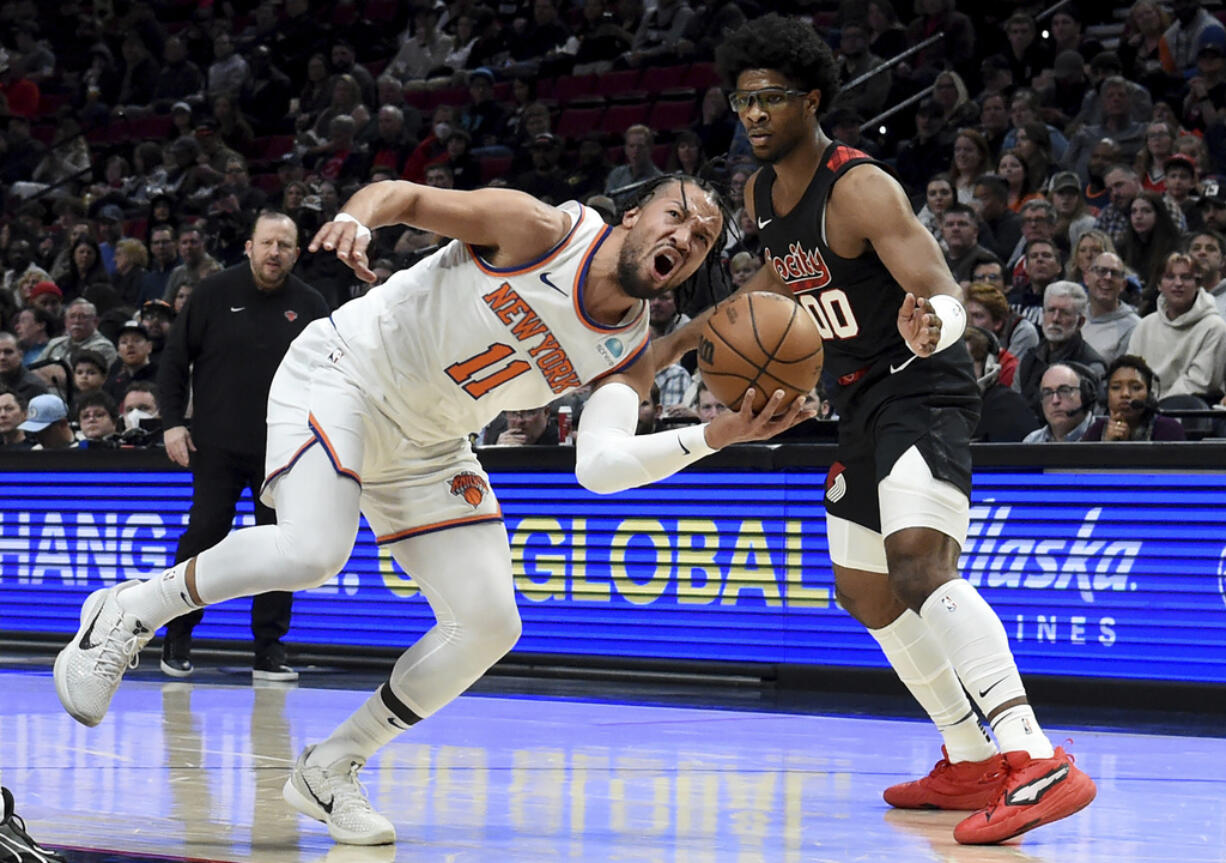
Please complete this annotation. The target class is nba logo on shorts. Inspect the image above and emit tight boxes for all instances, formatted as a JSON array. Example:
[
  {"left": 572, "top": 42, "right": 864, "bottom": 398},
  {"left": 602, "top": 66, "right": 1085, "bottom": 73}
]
[
  {"left": 940, "top": 594, "right": 957, "bottom": 612},
  {"left": 449, "top": 472, "right": 489, "bottom": 508}
]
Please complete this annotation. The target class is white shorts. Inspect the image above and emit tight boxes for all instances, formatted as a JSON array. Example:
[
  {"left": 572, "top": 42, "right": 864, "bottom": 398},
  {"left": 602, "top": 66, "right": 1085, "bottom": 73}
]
[
  {"left": 262, "top": 322, "right": 502, "bottom": 544},
  {"left": 826, "top": 445, "right": 970, "bottom": 573}
]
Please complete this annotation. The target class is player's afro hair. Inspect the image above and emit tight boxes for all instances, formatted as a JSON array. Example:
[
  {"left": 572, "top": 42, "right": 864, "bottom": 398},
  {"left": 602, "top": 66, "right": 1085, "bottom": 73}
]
[{"left": 716, "top": 13, "right": 840, "bottom": 119}]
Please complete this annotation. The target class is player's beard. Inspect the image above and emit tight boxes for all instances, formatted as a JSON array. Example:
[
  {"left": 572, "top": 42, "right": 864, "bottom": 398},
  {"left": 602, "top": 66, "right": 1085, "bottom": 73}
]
[{"left": 616, "top": 233, "right": 661, "bottom": 300}]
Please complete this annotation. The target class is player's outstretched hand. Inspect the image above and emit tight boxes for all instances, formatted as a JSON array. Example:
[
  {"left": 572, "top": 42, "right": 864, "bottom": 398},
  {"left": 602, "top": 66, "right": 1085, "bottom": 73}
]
[
  {"left": 704, "top": 388, "right": 816, "bottom": 449},
  {"left": 309, "top": 217, "right": 377, "bottom": 283},
  {"left": 897, "top": 293, "right": 941, "bottom": 356}
]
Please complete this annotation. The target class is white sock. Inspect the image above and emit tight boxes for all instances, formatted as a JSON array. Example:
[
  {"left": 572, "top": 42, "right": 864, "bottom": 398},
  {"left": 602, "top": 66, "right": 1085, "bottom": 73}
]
[
  {"left": 308, "top": 684, "right": 419, "bottom": 767},
  {"left": 870, "top": 610, "right": 997, "bottom": 763},
  {"left": 116, "top": 560, "right": 202, "bottom": 628},
  {"left": 920, "top": 579, "right": 1054, "bottom": 759}
]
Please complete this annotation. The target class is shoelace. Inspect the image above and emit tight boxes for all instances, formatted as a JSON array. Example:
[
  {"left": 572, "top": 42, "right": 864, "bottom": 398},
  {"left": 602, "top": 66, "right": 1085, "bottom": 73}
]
[
  {"left": 330, "top": 762, "right": 376, "bottom": 816},
  {"left": 93, "top": 620, "right": 143, "bottom": 680},
  {"left": 2, "top": 811, "right": 58, "bottom": 862}
]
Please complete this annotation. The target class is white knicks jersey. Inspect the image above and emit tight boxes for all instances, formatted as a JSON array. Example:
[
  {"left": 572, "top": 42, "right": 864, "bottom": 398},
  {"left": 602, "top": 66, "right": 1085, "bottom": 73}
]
[{"left": 327, "top": 202, "right": 649, "bottom": 444}]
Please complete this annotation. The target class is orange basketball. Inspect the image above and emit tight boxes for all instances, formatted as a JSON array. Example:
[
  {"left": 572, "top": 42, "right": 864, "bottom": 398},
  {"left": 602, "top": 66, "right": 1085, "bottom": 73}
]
[{"left": 696, "top": 291, "right": 824, "bottom": 413}]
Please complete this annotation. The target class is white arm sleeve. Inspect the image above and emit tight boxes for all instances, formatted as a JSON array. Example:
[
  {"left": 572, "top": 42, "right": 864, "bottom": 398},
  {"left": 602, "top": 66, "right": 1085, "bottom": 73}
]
[{"left": 574, "top": 382, "right": 717, "bottom": 495}]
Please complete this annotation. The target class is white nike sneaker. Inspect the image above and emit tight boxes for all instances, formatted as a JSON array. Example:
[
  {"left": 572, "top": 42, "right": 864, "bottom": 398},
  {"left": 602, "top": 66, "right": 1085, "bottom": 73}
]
[
  {"left": 53, "top": 581, "right": 154, "bottom": 727},
  {"left": 283, "top": 746, "right": 396, "bottom": 846}
]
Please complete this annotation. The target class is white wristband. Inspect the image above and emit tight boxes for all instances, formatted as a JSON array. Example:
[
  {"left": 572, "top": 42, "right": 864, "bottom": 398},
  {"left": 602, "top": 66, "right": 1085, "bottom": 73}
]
[
  {"left": 926, "top": 293, "right": 966, "bottom": 355},
  {"left": 333, "top": 212, "right": 372, "bottom": 240}
]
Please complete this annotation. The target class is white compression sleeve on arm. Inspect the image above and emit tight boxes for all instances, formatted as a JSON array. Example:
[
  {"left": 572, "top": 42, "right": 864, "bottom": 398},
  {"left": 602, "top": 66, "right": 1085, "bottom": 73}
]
[{"left": 575, "top": 382, "right": 716, "bottom": 494}]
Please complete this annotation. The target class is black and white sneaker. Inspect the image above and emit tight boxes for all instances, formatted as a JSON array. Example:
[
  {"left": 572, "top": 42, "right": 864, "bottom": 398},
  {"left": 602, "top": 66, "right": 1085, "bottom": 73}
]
[
  {"left": 160, "top": 634, "right": 194, "bottom": 678},
  {"left": 283, "top": 746, "right": 395, "bottom": 845},
  {"left": 253, "top": 655, "right": 298, "bottom": 682},
  {"left": 0, "top": 787, "right": 67, "bottom": 863}
]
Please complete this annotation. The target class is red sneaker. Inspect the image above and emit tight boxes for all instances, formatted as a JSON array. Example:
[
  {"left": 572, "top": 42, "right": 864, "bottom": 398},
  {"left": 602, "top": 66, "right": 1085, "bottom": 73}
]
[
  {"left": 883, "top": 746, "right": 1009, "bottom": 810},
  {"left": 953, "top": 746, "right": 1096, "bottom": 845}
]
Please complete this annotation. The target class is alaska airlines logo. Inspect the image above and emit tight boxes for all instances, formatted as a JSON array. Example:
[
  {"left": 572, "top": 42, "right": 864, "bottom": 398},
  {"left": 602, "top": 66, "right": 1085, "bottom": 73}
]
[
  {"left": 765, "top": 241, "right": 831, "bottom": 290},
  {"left": 449, "top": 471, "right": 489, "bottom": 508},
  {"left": 603, "top": 337, "right": 623, "bottom": 358}
]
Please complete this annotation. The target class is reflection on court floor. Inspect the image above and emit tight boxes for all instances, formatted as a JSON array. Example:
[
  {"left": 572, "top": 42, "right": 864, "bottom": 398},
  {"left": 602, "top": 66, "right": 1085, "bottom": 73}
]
[{"left": 1, "top": 669, "right": 1223, "bottom": 862}]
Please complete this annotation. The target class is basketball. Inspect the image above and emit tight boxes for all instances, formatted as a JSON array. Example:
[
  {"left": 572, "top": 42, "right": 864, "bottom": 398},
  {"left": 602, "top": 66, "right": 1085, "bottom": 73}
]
[{"left": 697, "top": 291, "right": 824, "bottom": 413}]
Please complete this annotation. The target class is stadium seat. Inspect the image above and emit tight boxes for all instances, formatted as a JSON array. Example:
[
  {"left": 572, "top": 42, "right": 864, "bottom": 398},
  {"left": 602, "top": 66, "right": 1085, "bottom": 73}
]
[
  {"left": 556, "top": 106, "right": 606, "bottom": 139},
  {"left": 683, "top": 62, "right": 721, "bottom": 91},
  {"left": 600, "top": 102, "right": 650, "bottom": 136},
  {"left": 647, "top": 98, "right": 696, "bottom": 132},
  {"left": 480, "top": 155, "right": 513, "bottom": 184},
  {"left": 640, "top": 65, "right": 687, "bottom": 92},
  {"left": 554, "top": 74, "right": 599, "bottom": 105},
  {"left": 596, "top": 69, "right": 643, "bottom": 97},
  {"left": 365, "top": 0, "right": 400, "bottom": 23},
  {"left": 131, "top": 114, "right": 174, "bottom": 141}
]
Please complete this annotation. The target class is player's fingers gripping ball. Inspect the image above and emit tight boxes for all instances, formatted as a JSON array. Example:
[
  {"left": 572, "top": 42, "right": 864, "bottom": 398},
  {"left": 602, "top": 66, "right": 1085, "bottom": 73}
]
[{"left": 697, "top": 291, "right": 824, "bottom": 414}]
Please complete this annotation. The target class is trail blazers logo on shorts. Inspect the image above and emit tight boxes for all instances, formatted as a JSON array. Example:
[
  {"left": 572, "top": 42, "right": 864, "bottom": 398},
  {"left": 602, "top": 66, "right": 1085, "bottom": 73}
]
[
  {"left": 449, "top": 471, "right": 489, "bottom": 508},
  {"left": 825, "top": 461, "right": 847, "bottom": 503}
]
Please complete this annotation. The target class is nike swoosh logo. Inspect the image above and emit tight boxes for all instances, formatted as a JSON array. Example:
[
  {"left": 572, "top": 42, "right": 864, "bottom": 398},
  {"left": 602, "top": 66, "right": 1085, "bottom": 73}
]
[
  {"left": 679, "top": 437, "right": 691, "bottom": 455},
  {"left": 230, "top": 306, "right": 245, "bottom": 312},
  {"left": 889, "top": 355, "right": 918, "bottom": 375},
  {"left": 539, "top": 272, "right": 564, "bottom": 294},
  {"left": 757, "top": 217, "right": 773, "bottom": 229},
  {"left": 306, "top": 781, "right": 334, "bottom": 814},
  {"left": 79, "top": 607, "right": 104, "bottom": 650},
  {"left": 978, "top": 677, "right": 1008, "bottom": 699},
  {"left": 1006, "top": 764, "right": 1069, "bottom": 805}
]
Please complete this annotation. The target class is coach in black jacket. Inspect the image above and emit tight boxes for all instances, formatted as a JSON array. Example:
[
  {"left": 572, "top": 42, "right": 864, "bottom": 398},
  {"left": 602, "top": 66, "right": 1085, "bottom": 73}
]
[{"left": 157, "top": 211, "right": 330, "bottom": 680}]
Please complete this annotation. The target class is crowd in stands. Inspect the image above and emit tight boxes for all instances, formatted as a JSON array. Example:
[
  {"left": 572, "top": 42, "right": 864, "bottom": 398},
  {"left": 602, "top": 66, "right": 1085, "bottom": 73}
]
[{"left": 2, "top": 0, "right": 1226, "bottom": 449}]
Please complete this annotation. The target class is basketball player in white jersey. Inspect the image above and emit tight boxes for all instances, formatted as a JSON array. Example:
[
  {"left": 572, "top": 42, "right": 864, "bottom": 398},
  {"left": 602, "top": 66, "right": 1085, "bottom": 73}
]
[{"left": 53, "top": 177, "right": 812, "bottom": 846}]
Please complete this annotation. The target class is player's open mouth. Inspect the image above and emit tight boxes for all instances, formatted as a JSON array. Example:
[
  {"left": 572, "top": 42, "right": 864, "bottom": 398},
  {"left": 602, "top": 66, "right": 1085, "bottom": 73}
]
[{"left": 653, "top": 252, "right": 677, "bottom": 280}]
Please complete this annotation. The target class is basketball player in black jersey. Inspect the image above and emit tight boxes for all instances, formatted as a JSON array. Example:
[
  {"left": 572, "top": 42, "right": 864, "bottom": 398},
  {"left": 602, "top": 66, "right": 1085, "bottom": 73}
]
[{"left": 666, "top": 14, "right": 1096, "bottom": 846}]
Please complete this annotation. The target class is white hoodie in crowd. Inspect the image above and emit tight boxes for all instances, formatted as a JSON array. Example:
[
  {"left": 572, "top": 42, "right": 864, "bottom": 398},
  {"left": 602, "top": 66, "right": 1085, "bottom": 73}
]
[{"left": 1126, "top": 288, "right": 1226, "bottom": 399}]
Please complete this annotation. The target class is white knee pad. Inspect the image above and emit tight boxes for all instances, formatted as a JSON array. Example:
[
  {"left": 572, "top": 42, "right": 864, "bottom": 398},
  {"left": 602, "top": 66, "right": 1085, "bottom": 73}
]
[
  {"left": 826, "top": 514, "right": 889, "bottom": 573},
  {"left": 877, "top": 446, "right": 970, "bottom": 544}
]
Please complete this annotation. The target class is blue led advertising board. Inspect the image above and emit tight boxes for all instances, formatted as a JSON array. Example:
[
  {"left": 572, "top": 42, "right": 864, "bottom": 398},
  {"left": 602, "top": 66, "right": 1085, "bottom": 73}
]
[{"left": 1, "top": 466, "right": 1223, "bottom": 684}]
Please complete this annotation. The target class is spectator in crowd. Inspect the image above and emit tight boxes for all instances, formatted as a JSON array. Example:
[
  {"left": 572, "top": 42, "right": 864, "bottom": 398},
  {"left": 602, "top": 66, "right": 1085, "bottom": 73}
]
[
  {"left": 491, "top": 406, "right": 561, "bottom": 445},
  {"left": 1119, "top": 0, "right": 1170, "bottom": 88},
  {"left": 0, "top": 332, "right": 48, "bottom": 403},
  {"left": 104, "top": 321, "right": 158, "bottom": 403},
  {"left": 1094, "top": 163, "right": 1186, "bottom": 248},
  {"left": 978, "top": 90, "right": 1011, "bottom": 162},
  {"left": 114, "top": 32, "right": 159, "bottom": 116},
  {"left": 163, "top": 226, "right": 221, "bottom": 303},
  {"left": 1023, "top": 363, "right": 1098, "bottom": 442},
  {"left": 112, "top": 238, "right": 150, "bottom": 307},
  {"left": 76, "top": 390, "right": 120, "bottom": 443},
  {"left": 1012, "top": 197, "right": 1061, "bottom": 269},
  {"left": 207, "top": 32, "right": 250, "bottom": 100},
  {"left": 941, "top": 204, "right": 995, "bottom": 284},
  {"left": 1065, "top": 78, "right": 1149, "bottom": 178},
  {"left": 1083, "top": 354, "right": 1186, "bottom": 441},
  {"left": 388, "top": 4, "right": 455, "bottom": 83},
  {"left": 970, "top": 174, "right": 1023, "bottom": 263},
  {"left": 605, "top": 124, "right": 663, "bottom": 195},
  {"left": 57, "top": 238, "right": 113, "bottom": 309},
  {"left": 1066, "top": 229, "right": 1116, "bottom": 285},
  {"left": 963, "top": 326, "right": 1039, "bottom": 442},
  {"left": 1121, "top": 190, "right": 1184, "bottom": 312},
  {"left": 458, "top": 67, "right": 507, "bottom": 148},
  {"left": 867, "top": 0, "right": 907, "bottom": 59},
  {"left": 154, "top": 36, "right": 204, "bottom": 107},
  {"left": 997, "top": 150, "right": 1041, "bottom": 214},
  {"left": 636, "top": 383, "right": 662, "bottom": 435},
  {"left": 904, "top": 0, "right": 974, "bottom": 83},
  {"left": 949, "top": 128, "right": 991, "bottom": 203},
  {"left": 895, "top": 100, "right": 955, "bottom": 197},
  {"left": 729, "top": 251, "right": 761, "bottom": 289},
  {"left": 1159, "top": 0, "right": 1226, "bottom": 80},
  {"left": 1082, "top": 252, "right": 1141, "bottom": 365},
  {"left": 1181, "top": 30, "right": 1226, "bottom": 136},
  {"left": 71, "top": 351, "right": 110, "bottom": 406},
  {"left": 366, "top": 106, "right": 416, "bottom": 177},
  {"left": 1038, "top": 50, "right": 1091, "bottom": 132},
  {"left": 513, "top": 134, "right": 572, "bottom": 205},
  {"left": 3, "top": 240, "right": 49, "bottom": 307},
  {"left": 1049, "top": 172, "right": 1097, "bottom": 252},
  {"left": 648, "top": 288, "right": 693, "bottom": 407},
  {"left": 1163, "top": 154, "right": 1203, "bottom": 231},
  {"left": 443, "top": 129, "right": 481, "bottom": 190},
  {"left": 118, "top": 382, "right": 161, "bottom": 434},
  {"left": 157, "top": 212, "right": 329, "bottom": 680},
  {"left": 1126, "top": 252, "right": 1226, "bottom": 401},
  {"left": 917, "top": 174, "right": 955, "bottom": 246},
  {"left": 139, "top": 300, "right": 176, "bottom": 366},
  {"left": 1015, "top": 281, "right": 1108, "bottom": 406},
  {"left": 401, "top": 104, "right": 459, "bottom": 184},
  {"left": 1001, "top": 89, "right": 1069, "bottom": 161},
  {"left": 1080, "top": 138, "right": 1120, "bottom": 210},
  {"left": 20, "top": 393, "right": 75, "bottom": 450},
  {"left": 694, "top": 379, "right": 731, "bottom": 423},
  {"left": 241, "top": 46, "right": 294, "bottom": 135},
  {"left": 665, "top": 130, "right": 706, "bottom": 177},
  {"left": 1187, "top": 230, "right": 1226, "bottom": 315},
  {"left": 1008, "top": 237, "right": 1063, "bottom": 324},
  {"left": 622, "top": 0, "right": 695, "bottom": 68},
  {"left": 1136, "top": 121, "right": 1176, "bottom": 191},
  {"left": 0, "top": 388, "right": 35, "bottom": 449},
  {"left": 834, "top": 20, "right": 890, "bottom": 119},
  {"left": 1200, "top": 178, "right": 1226, "bottom": 234},
  {"left": 39, "top": 299, "right": 118, "bottom": 369},
  {"left": 12, "top": 306, "right": 54, "bottom": 366}
]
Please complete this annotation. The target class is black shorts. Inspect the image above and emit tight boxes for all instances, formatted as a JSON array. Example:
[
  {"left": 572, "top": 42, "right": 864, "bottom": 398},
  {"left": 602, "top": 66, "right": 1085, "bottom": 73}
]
[{"left": 824, "top": 352, "right": 981, "bottom": 534}]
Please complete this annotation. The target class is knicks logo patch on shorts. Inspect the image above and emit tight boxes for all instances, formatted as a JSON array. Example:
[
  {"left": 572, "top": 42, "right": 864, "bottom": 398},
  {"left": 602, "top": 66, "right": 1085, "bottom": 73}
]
[
  {"left": 826, "top": 461, "right": 847, "bottom": 503},
  {"left": 449, "top": 471, "right": 490, "bottom": 508}
]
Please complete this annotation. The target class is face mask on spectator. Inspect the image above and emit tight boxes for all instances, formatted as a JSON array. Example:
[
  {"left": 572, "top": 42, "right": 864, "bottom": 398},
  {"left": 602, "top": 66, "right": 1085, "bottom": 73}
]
[
  {"left": 124, "top": 408, "right": 155, "bottom": 431},
  {"left": 434, "top": 122, "right": 452, "bottom": 140}
]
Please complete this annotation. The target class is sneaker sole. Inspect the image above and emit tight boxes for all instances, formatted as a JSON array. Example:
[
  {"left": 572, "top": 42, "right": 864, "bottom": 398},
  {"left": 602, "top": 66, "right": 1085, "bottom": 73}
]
[
  {"left": 282, "top": 776, "right": 395, "bottom": 846},
  {"left": 253, "top": 669, "right": 299, "bottom": 682},
  {"left": 159, "top": 659, "right": 194, "bottom": 678},
  {"left": 53, "top": 587, "right": 112, "bottom": 728}
]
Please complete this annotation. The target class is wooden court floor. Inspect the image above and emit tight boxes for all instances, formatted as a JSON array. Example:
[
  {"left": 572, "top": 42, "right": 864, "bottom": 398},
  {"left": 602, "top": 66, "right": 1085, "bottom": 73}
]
[{"left": 1, "top": 666, "right": 1222, "bottom": 862}]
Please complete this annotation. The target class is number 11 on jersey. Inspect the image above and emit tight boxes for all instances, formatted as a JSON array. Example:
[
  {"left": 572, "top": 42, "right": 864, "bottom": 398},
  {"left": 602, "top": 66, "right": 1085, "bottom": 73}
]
[{"left": 446, "top": 343, "right": 531, "bottom": 399}]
